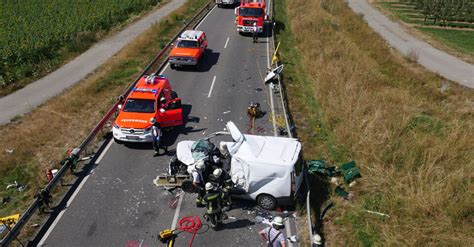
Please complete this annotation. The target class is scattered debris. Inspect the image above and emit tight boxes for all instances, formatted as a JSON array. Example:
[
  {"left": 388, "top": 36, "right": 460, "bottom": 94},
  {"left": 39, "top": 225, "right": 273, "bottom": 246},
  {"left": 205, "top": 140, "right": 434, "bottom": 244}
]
[
  {"left": 223, "top": 111, "right": 231, "bottom": 114},
  {"left": 6, "top": 181, "right": 26, "bottom": 192},
  {"left": 364, "top": 209, "right": 390, "bottom": 217},
  {"left": 2, "top": 196, "right": 12, "bottom": 205},
  {"left": 5, "top": 149, "right": 13, "bottom": 154}
]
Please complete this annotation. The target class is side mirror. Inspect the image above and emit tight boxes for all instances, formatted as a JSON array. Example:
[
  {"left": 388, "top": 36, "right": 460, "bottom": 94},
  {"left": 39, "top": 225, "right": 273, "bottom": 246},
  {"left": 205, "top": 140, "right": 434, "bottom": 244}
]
[
  {"left": 160, "top": 108, "right": 165, "bottom": 113},
  {"left": 118, "top": 104, "right": 122, "bottom": 110},
  {"left": 234, "top": 7, "right": 239, "bottom": 15}
]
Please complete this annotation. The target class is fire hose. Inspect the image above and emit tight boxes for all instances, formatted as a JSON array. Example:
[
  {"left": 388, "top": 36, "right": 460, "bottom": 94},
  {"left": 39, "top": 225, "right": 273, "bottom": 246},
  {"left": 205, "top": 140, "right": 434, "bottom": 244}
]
[{"left": 159, "top": 216, "right": 202, "bottom": 247}]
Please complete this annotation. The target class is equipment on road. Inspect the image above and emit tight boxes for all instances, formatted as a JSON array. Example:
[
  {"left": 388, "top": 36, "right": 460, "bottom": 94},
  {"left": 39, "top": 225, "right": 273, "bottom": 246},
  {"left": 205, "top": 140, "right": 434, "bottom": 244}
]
[{"left": 158, "top": 216, "right": 202, "bottom": 247}]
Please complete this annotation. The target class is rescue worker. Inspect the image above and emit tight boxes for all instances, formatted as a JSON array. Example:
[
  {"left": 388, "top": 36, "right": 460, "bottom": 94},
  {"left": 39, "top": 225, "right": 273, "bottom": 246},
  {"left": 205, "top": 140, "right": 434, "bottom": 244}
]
[
  {"left": 259, "top": 216, "right": 287, "bottom": 247},
  {"left": 252, "top": 22, "right": 258, "bottom": 43},
  {"left": 192, "top": 160, "right": 206, "bottom": 207},
  {"left": 209, "top": 168, "right": 233, "bottom": 211},
  {"left": 150, "top": 118, "right": 166, "bottom": 155},
  {"left": 202, "top": 182, "right": 226, "bottom": 228}
]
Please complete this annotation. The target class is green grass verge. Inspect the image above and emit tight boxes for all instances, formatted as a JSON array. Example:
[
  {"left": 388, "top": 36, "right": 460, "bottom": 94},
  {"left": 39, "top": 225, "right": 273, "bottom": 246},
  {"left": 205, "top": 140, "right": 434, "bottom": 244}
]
[{"left": 417, "top": 27, "right": 474, "bottom": 55}]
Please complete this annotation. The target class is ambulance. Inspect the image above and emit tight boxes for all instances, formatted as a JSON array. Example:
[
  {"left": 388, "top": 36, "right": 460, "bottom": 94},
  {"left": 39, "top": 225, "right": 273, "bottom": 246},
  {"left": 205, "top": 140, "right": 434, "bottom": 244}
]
[
  {"left": 113, "top": 74, "right": 183, "bottom": 143},
  {"left": 168, "top": 30, "right": 208, "bottom": 70}
]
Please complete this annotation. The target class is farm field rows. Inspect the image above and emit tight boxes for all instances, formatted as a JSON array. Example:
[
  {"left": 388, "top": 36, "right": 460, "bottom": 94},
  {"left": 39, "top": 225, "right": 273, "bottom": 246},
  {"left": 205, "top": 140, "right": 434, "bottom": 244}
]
[
  {"left": 0, "top": 0, "right": 162, "bottom": 96},
  {"left": 377, "top": 0, "right": 474, "bottom": 58}
]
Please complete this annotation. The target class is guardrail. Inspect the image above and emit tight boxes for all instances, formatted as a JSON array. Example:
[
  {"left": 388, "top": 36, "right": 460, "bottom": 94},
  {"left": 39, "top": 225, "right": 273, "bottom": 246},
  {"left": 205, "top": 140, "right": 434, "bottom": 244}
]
[{"left": 0, "top": 1, "right": 214, "bottom": 246}]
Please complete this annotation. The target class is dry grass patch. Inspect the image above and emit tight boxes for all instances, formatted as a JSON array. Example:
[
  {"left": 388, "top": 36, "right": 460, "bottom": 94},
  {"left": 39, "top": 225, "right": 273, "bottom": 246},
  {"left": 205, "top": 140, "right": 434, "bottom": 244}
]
[
  {"left": 275, "top": 0, "right": 473, "bottom": 245},
  {"left": 0, "top": 0, "right": 208, "bottom": 222}
]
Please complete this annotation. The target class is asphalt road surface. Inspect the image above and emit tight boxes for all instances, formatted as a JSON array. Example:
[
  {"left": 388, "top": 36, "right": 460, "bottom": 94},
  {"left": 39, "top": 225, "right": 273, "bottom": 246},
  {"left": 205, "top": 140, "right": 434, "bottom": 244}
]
[
  {"left": 0, "top": 0, "right": 187, "bottom": 125},
  {"left": 348, "top": 0, "right": 474, "bottom": 89},
  {"left": 36, "top": 4, "right": 294, "bottom": 247}
]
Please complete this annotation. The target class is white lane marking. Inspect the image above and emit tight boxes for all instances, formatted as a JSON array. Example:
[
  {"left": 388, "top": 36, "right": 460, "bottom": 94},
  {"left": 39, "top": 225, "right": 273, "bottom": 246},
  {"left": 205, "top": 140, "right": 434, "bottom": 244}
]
[
  {"left": 208, "top": 75, "right": 217, "bottom": 98},
  {"left": 160, "top": 62, "right": 170, "bottom": 74},
  {"left": 224, "top": 37, "right": 230, "bottom": 49},
  {"left": 38, "top": 140, "right": 114, "bottom": 246},
  {"left": 196, "top": 4, "right": 217, "bottom": 29},
  {"left": 170, "top": 193, "right": 184, "bottom": 230}
]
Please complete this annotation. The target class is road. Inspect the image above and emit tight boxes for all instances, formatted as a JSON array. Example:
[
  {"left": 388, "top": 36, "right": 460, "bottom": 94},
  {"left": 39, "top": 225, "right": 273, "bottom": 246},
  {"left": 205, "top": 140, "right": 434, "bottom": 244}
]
[
  {"left": 347, "top": 0, "right": 474, "bottom": 89},
  {"left": 35, "top": 4, "right": 296, "bottom": 247},
  {"left": 0, "top": 0, "right": 187, "bottom": 125}
]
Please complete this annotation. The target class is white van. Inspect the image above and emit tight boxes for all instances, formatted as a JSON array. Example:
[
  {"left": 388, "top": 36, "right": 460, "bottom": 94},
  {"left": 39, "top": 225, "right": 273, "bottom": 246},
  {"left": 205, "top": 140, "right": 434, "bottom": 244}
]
[{"left": 176, "top": 121, "right": 304, "bottom": 210}]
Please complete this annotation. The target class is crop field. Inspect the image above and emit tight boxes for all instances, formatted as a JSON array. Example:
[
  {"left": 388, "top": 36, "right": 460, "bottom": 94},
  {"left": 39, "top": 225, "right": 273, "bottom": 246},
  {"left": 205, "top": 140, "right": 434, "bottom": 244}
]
[
  {"left": 378, "top": 1, "right": 474, "bottom": 57},
  {"left": 0, "top": 0, "right": 161, "bottom": 95}
]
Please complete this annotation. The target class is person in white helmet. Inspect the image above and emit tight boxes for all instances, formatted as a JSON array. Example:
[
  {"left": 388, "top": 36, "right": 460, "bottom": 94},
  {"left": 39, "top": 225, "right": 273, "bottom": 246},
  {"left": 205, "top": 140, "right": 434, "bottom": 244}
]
[
  {"left": 202, "top": 182, "right": 226, "bottom": 229},
  {"left": 252, "top": 22, "right": 258, "bottom": 43},
  {"left": 259, "top": 216, "right": 286, "bottom": 247},
  {"left": 192, "top": 160, "right": 206, "bottom": 207},
  {"left": 209, "top": 168, "right": 233, "bottom": 211},
  {"left": 312, "top": 233, "right": 322, "bottom": 246}
]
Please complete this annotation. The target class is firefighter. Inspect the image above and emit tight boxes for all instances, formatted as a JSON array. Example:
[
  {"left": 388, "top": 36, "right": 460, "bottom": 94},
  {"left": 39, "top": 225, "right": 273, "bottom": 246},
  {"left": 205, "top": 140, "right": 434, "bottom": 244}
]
[
  {"left": 150, "top": 118, "right": 166, "bottom": 155},
  {"left": 192, "top": 160, "right": 206, "bottom": 207},
  {"left": 252, "top": 22, "right": 258, "bottom": 43},
  {"left": 202, "top": 182, "right": 226, "bottom": 229},
  {"left": 209, "top": 168, "right": 233, "bottom": 211}
]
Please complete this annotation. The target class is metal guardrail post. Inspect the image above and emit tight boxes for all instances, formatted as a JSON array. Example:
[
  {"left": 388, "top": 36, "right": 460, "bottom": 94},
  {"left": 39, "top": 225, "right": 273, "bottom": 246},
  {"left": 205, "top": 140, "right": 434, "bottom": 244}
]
[{"left": 0, "top": 2, "right": 213, "bottom": 246}]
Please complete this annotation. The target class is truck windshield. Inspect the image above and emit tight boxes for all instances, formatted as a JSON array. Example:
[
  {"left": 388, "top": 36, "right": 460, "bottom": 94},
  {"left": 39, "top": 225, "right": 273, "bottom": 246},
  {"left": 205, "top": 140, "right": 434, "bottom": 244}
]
[
  {"left": 240, "top": 7, "right": 264, "bottom": 17},
  {"left": 123, "top": 99, "right": 155, "bottom": 113},
  {"left": 177, "top": 40, "right": 198, "bottom": 48}
]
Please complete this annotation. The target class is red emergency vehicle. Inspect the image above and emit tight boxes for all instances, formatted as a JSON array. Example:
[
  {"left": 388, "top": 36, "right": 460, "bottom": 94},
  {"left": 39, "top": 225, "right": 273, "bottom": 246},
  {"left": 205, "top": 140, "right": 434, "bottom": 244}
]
[
  {"left": 234, "top": 0, "right": 267, "bottom": 34},
  {"left": 113, "top": 74, "right": 183, "bottom": 143}
]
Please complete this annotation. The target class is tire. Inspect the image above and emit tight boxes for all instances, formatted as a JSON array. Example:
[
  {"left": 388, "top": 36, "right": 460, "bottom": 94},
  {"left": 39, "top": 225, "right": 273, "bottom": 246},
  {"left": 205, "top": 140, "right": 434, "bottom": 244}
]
[
  {"left": 114, "top": 138, "right": 123, "bottom": 145},
  {"left": 181, "top": 179, "right": 195, "bottom": 193},
  {"left": 170, "top": 63, "right": 176, "bottom": 70},
  {"left": 171, "top": 91, "right": 178, "bottom": 99},
  {"left": 257, "top": 194, "right": 277, "bottom": 210}
]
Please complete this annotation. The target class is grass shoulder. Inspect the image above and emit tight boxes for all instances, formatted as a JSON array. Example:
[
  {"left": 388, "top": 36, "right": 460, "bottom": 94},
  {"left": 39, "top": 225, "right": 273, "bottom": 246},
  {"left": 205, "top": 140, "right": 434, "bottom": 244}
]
[{"left": 275, "top": 0, "right": 474, "bottom": 245}]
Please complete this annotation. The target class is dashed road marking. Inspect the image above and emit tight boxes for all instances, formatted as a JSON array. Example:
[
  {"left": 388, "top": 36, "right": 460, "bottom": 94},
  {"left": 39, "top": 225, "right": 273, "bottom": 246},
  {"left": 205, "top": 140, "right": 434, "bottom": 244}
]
[
  {"left": 208, "top": 75, "right": 217, "bottom": 98},
  {"left": 224, "top": 37, "right": 230, "bottom": 49}
]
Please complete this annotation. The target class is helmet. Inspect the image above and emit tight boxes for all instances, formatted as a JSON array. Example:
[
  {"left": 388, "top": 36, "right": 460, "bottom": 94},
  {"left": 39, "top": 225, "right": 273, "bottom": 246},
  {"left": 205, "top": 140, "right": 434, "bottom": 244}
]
[
  {"left": 272, "top": 216, "right": 284, "bottom": 226},
  {"left": 312, "top": 234, "right": 322, "bottom": 245},
  {"left": 213, "top": 169, "right": 222, "bottom": 178},
  {"left": 160, "top": 97, "right": 166, "bottom": 103},
  {"left": 253, "top": 22, "right": 257, "bottom": 26},
  {"left": 150, "top": 118, "right": 156, "bottom": 124},
  {"left": 195, "top": 160, "right": 205, "bottom": 170},
  {"left": 205, "top": 182, "right": 214, "bottom": 191}
]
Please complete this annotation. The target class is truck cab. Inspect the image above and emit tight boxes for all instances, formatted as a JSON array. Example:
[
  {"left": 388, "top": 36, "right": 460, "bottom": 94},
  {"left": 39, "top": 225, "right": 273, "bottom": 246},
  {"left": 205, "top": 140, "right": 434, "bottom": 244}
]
[
  {"left": 169, "top": 30, "right": 207, "bottom": 70},
  {"left": 112, "top": 74, "right": 183, "bottom": 143},
  {"left": 235, "top": 0, "right": 267, "bottom": 34}
]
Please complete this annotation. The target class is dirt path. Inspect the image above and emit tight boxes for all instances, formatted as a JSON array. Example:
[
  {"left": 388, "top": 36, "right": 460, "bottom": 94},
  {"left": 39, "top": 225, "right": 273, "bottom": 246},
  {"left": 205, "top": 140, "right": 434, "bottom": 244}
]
[
  {"left": 347, "top": 0, "right": 474, "bottom": 89},
  {"left": 0, "top": 0, "right": 186, "bottom": 125}
]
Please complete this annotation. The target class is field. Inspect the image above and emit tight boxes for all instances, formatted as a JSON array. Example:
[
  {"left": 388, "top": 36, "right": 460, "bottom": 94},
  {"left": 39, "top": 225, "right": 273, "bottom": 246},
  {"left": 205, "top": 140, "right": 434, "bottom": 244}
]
[
  {"left": 0, "top": 0, "right": 162, "bottom": 96},
  {"left": 378, "top": 1, "right": 474, "bottom": 58},
  {"left": 274, "top": 0, "right": 474, "bottom": 245},
  {"left": 0, "top": 0, "right": 208, "bottom": 235}
]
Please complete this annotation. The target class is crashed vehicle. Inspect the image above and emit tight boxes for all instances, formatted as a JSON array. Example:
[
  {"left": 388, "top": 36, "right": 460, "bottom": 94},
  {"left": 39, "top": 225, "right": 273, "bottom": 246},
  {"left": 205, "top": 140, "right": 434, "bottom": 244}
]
[{"left": 173, "top": 121, "right": 303, "bottom": 210}]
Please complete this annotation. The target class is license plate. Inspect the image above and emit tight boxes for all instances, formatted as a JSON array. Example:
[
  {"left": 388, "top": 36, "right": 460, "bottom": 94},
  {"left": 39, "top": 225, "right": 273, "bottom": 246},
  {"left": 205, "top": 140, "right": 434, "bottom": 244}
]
[{"left": 126, "top": 135, "right": 139, "bottom": 140}]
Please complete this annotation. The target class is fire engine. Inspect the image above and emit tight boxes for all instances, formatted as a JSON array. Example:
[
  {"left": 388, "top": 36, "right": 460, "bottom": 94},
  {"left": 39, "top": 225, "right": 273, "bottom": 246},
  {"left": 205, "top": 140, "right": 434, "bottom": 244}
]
[
  {"left": 234, "top": 0, "right": 267, "bottom": 34},
  {"left": 169, "top": 30, "right": 207, "bottom": 70},
  {"left": 113, "top": 74, "right": 183, "bottom": 143}
]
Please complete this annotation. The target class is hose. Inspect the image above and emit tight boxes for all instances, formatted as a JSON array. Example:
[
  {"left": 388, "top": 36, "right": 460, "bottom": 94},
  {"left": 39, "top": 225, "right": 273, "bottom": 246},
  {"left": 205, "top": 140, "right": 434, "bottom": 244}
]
[{"left": 177, "top": 216, "right": 202, "bottom": 247}]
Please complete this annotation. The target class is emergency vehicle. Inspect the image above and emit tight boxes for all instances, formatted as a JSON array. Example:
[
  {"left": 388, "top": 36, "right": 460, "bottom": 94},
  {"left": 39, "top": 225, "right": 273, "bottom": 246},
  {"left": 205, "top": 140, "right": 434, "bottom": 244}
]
[
  {"left": 113, "top": 74, "right": 183, "bottom": 143},
  {"left": 234, "top": 0, "right": 267, "bottom": 34},
  {"left": 168, "top": 30, "right": 207, "bottom": 69},
  {"left": 216, "top": 0, "right": 236, "bottom": 8}
]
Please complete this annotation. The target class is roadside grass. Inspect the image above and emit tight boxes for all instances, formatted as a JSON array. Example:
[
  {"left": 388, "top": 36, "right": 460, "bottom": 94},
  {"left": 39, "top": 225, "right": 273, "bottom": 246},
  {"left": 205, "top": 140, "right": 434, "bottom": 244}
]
[
  {"left": 275, "top": 0, "right": 474, "bottom": 246},
  {"left": 0, "top": 0, "right": 169, "bottom": 97},
  {"left": 377, "top": 1, "right": 474, "bottom": 58},
  {"left": 0, "top": 0, "right": 208, "bottom": 224}
]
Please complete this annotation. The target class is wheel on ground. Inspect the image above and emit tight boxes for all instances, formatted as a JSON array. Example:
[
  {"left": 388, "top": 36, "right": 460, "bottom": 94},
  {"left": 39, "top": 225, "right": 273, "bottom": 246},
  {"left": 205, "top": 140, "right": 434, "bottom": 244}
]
[
  {"left": 114, "top": 138, "right": 123, "bottom": 144},
  {"left": 257, "top": 194, "right": 277, "bottom": 210},
  {"left": 181, "top": 179, "right": 195, "bottom": 193},
  {"left": 170, "top": 63, "right": 176, "bottom": 70}
]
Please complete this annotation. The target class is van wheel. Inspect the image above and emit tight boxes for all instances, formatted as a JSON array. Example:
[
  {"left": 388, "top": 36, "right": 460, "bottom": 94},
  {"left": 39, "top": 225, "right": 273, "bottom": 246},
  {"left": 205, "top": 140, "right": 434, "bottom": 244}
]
[
  {"left": 181, "top": 179, "right": 196, "bottom": 193},
  {"left": 257, "top": 194, "right": 277, "bottom": 210},
  {"left": 170, "top": 64, "right": 176, "bottom": 70}
]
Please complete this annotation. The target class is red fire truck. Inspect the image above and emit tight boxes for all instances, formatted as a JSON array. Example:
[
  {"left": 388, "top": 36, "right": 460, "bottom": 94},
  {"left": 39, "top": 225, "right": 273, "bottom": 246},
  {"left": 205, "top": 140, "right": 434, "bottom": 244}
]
[{"left": 234, "top": 0, "right": 267, "bottom": 34}]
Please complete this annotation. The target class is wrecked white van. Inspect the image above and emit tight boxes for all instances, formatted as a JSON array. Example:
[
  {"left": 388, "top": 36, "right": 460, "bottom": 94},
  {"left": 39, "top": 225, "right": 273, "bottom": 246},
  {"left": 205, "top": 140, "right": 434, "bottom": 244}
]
[{"left": 175, "top": 121, "right": 303, "bottom": 210}]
